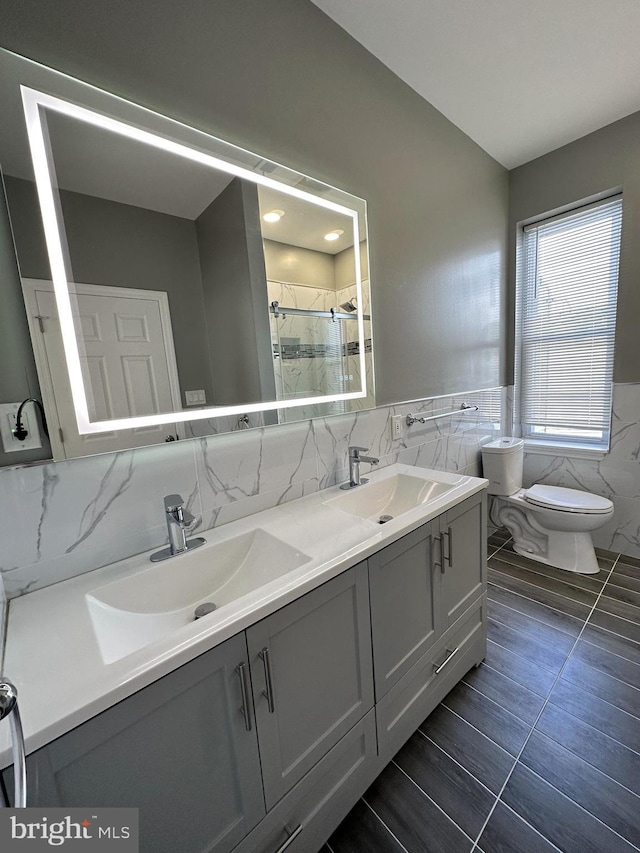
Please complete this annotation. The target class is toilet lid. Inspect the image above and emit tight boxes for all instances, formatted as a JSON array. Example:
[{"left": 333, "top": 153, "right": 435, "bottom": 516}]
[{"left": 524, "top": 484, "right": 613, "bottom": 514}]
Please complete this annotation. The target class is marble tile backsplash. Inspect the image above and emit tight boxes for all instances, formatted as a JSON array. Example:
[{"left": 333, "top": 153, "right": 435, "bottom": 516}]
[
  {"left": 0, "top": 388, "right": 502, "bottom": 599},
  {"left": 521, "top": 382, "right": 640, "bottom": 559}
]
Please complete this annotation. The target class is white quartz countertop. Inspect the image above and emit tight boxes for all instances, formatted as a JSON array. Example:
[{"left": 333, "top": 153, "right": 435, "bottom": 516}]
[{"left": 0, "top": 463, "right": 487, "bottom": 769}]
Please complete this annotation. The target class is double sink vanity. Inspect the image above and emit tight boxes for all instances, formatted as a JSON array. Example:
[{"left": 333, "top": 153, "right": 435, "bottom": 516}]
[{"left": 1, "top": 462, "right": 487, "bottom": 853}]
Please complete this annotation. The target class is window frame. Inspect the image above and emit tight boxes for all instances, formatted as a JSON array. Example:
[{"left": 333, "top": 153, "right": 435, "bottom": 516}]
[{"left": 513, "top": 195, "right": 622, "bottom": 455}]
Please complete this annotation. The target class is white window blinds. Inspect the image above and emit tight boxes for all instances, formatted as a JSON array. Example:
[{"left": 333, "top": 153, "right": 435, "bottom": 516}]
[{"left": 518, "top": 196, "right": 622, "bottom": 448}]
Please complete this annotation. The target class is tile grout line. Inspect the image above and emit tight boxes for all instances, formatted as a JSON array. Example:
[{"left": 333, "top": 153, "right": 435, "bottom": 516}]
[
  {"left": 486, "top": 611, "right": 575, "bottom": 668},
  {"left": 488, "top": 564, "right": 601, "bottom": 608},
  {"left": 486, "top": 593, "right": 584, "bottom": 640},
  {"left": 592, "top": 604, "right": 640, "bottom": 629},
  {"left": 560, "top": 666, "right": 640, "bottom": 700},
  {"left": 436, "top": 702, "right": 519, "bottom": 761},
  {"left": 443, "top": 679, "right": 536, "bottom": 730},
  {"left": 579, "top": 634, "right": 640, "bottom": 668},
  {"left": 390, "top": 759, "right": 477, "bottom": 845},
  {"left": 546, "top": 681, "right": 640, "bottom": 727},
  {"left": 470, "top": 654, "right": 548, "bottom": 699},
  {"left": 509, "top": 760, "right": 640, "bottom": 853},
  {"left": 453, "top": 650, "right": 640, "bottom": 767},
  {"left": 486, "top": 574, "right": 593, "bottom": 616},
  {"left": 484, "top": 634, "right": 562, "bottom": 681},
  {"left": 490, "top": 561, "right": 608, "bottom": 599},
  {"left": 487, "top": 584, "right": 640, "bottom": 653},
  {"left": 469, "top": 556, "right": 620, "bottom": 852},
  {"left": 486, "top": 583, "right": 590, "bottom": 626},
  {"left": 490, "top": 799, "right": 567, "bottom": 853},
  {"left": 459, "top": 673, "right": 543, "bottom": 727},
  {"left": 532, "top": 716, "right": 640, "bottom": 792},
  {"left": 416, "top": 729, "right": 498, "bottom": 797},
  {"left": 487, "top": 583, "right": 596, "bottom": 621},
  {"left": 360, "top": 796, "right": 411, "bottom": 853}
]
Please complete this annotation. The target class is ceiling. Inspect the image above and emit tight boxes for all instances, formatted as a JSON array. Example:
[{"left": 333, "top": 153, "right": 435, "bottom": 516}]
[{"left": 311, "top": 0, "right": 640, "bottom": 169}]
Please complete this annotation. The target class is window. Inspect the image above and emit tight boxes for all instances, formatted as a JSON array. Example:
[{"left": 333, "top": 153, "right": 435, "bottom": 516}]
[{"left": 515, "top": 196, "right": 622, "bottom": 451}]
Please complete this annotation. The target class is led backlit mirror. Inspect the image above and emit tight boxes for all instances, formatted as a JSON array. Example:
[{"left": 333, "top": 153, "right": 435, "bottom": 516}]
[{"left": 0, "top": 49, "right": 374, "bottom": 462}]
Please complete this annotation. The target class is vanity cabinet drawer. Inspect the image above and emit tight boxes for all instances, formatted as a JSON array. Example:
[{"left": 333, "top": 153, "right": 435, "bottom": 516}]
[
  {"left": 246, "top": 561, "right": 374, "bottom": 809},
  {"left": 231, "top": 709, "right": 379, "bottom": 853},
  {"left": 376, "top": 597, "right": 486, "bottom": 761}
]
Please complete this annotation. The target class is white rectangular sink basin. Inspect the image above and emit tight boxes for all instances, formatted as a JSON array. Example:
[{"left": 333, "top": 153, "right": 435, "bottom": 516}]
[
  {"left": 86, "top": 528, "right": 310, "bottom": 664},
  {"left": 324, "top": 472, "right": 455, "bottom": 522}
]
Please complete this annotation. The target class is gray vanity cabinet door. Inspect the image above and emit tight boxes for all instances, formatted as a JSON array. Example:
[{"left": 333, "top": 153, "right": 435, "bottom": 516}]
[
  {"left": 246, "top": 562, "right": 374, "bottom": 810},
  {"left": 15, "top": 634, "right": 265, "bottom": 853},
  {"left": 368, "top": 521, "right": 438, "bottom": 699},
  {"left": 439, "top": 492, "right": 487, "bottom": 630}
]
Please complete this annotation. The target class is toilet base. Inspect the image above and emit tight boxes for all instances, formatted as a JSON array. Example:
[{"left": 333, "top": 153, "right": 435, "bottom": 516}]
[
  {"left": 497, "top": 502, "right": 602, "bottom": 575},
  {"left": 512, "top": 531, "right": 600, "bottom": 575}
]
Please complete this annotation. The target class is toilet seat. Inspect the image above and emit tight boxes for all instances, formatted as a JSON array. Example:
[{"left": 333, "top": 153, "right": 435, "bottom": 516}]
[{"left": 524, "top": 484, "right": 613, "bottom": 515}]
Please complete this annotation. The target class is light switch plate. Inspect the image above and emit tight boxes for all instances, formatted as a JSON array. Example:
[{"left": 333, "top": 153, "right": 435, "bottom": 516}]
[
  {"left": 391, "top": 414, "right": 403, "bottom": 441},
  {"left": 0, "top": 402, "right": 43, "bottom": 452}
]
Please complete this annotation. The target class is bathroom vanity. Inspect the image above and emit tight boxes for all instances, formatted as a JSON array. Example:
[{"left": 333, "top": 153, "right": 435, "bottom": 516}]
[{"left": 1, "top": 465, "right": 487, "bottom": 853}]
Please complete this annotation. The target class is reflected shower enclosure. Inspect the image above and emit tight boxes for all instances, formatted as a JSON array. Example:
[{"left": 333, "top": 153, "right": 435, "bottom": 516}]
[{"left": 267, "top": 272, "right": 373, "bottom": 423}]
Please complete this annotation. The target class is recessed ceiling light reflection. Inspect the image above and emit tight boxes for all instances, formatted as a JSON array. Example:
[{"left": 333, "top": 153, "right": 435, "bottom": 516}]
[
  {"left": 263, "top": 209, "right": 285, "bottom": 223},
  {"left": 324, "top": 229, "right": 344, "bottom": 241}
]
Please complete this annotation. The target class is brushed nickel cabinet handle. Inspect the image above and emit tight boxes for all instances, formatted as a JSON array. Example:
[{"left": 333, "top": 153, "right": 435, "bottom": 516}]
[
  {"left": 441, "top": 527, "right": 453, "bottom": 570},
  {"left": 236, "top": 663, "right": 252, "bottom": 731},
  {"left": 274, "top": 824, "right": 303, "bottom": 853},
  {"left": 434, "top": 646, "right": 459, "bottom": 674},
  {"left": 433, "top": 535, "right": 442, "bottom": 573},
  {"left": 440, "top": 530, "right": 448, "bottom": 573},
  {"left": 447, "top": 525, "right": 454, "bottom": 566},
  {"left": 259, "top": 647, "right": 276, "bottom": 713}
]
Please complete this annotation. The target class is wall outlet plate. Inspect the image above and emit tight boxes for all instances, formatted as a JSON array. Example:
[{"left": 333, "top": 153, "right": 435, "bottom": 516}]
[
  {"left": 0, "top": 402, "right": 43, "bottom": 452},
  {"left": 185, "top": 389, "right": 207, "bottom": 407},
  {"left": 391, "top": 414, "right": 403, "bottom": 441}
]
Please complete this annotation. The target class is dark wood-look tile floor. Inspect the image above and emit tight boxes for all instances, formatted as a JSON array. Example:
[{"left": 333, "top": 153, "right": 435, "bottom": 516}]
[{"left": 326, "top": 532, "right": 640, "bottom": 853}]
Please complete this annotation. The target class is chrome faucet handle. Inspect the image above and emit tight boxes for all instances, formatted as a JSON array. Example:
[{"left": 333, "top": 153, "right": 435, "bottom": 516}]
[
  {"left": 164, "top": 493, "right": 185, "bottom": 512},
  {"left": 348, "top": 445, "right": 379, "bottom": 465},
  {"left": 164, "top": 494, "right": 195, "bottom": 527},
  {"left": 151, "top": 495, "right": 205, "bottom": 562}
]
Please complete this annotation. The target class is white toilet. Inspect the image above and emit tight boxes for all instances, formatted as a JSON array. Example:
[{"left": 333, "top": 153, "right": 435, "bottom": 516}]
[{"left": 481, "top": 438, "right": 614, "bottom": 575}]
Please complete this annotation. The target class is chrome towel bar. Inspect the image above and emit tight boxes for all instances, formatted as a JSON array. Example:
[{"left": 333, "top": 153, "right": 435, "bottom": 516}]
[
  {"left": 406, "top": 403, "right": 478, "bottom": 427},
  {"left": 0, "top": 679, "right": 27, "bottom": 807}
]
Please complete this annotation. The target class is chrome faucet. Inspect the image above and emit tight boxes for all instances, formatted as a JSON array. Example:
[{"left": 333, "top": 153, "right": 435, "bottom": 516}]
[
  {"left": 341, "top": 446, "right": 379, "bottom": 489},
  {"left": 150, "top": 494, "right": 206, "bottom": 562}
]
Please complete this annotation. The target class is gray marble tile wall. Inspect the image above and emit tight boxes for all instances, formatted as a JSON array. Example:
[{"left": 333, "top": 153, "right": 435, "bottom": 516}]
[
  {"left": 0, "top": 388, "right": 502, "bottom": 599},
  {"left": 522, "top": 382, "right": 640, "bottom": 559}
]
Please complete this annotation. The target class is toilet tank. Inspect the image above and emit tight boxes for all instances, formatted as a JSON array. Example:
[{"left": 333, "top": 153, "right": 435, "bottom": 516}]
[{"left": 481, "top": 437, "right": 524, "bottom": 496}]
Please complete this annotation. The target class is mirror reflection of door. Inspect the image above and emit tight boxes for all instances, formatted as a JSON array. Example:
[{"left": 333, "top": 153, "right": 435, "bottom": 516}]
[{"left": 21, "top": 279, "right": 183, "bottom": 459}]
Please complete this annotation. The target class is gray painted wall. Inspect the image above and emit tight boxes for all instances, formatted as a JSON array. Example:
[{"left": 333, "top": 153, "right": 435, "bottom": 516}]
[
  {"left": 264, "top": 240, "right": 335, "bottom": 290},
  {"left": 196, "top": 179, "right": 276, "bottom": 406},
  {"left": 335, "top": 242, "right": 370, "bottom": 291},
  {"left": 0, "top": 0, "right": 508, "bottom": 406},
  {"left": 509, "top": 109, "right": 640, "bottom": 384},
  {"left": 0, "top": 175, "right": 51, "bottom": 465},
  {"left": 5, "top": 175, "right": 214, "bottom": 404}
]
